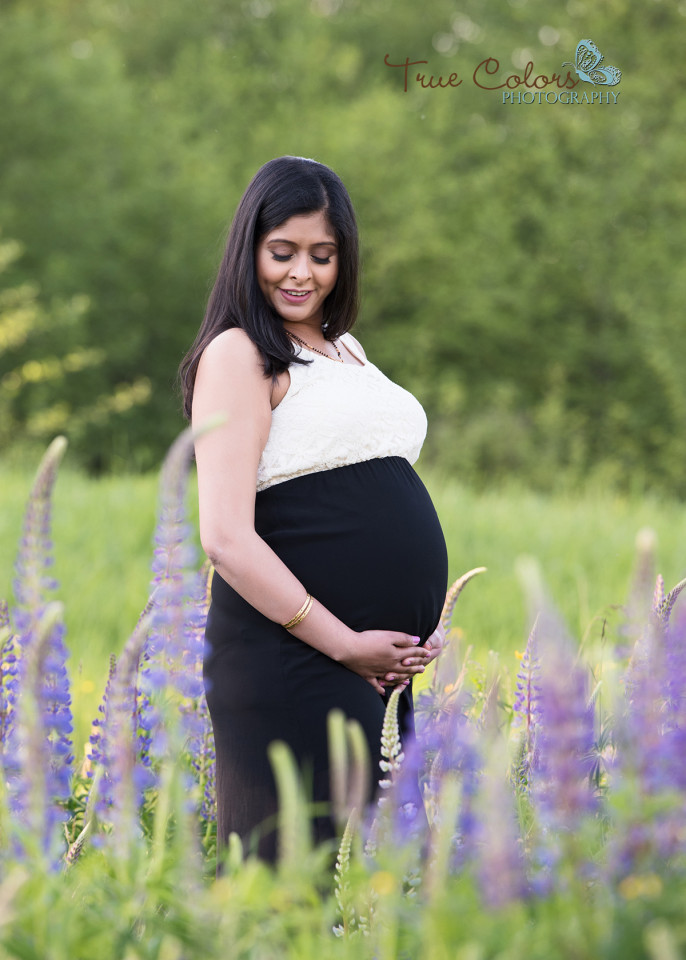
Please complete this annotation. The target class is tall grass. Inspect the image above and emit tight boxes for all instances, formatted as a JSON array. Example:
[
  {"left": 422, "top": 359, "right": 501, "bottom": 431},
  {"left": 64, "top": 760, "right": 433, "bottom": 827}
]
[
  {"left": 1, "top": 437, "right": 686, "bottom": 958},
  {"left": 3, "top": 461, "right": 685, "bottom": 754}
]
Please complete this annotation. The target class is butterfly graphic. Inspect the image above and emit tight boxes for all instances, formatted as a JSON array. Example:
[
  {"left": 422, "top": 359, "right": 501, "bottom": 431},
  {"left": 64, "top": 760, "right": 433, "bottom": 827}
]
[{"left": 562, "top": 39, "right": 621, "bottom": 86}]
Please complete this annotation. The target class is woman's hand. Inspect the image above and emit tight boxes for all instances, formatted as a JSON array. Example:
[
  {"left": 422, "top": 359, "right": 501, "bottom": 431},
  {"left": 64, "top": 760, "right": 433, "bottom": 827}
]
[
  {"left": 377, "top": 621, "right": 446, "bottom": 690},
  {"left": 338, "top": 630, "right": 431, "bottom": 695},
  {"left": 422, "top": 620, "right": 446, "bottom": 664}
]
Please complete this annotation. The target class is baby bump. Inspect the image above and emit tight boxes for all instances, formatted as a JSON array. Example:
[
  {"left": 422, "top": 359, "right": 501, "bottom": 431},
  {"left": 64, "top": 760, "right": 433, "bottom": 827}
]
[{"left": 255, "top": 457, "right": 448, "bottom": 640}]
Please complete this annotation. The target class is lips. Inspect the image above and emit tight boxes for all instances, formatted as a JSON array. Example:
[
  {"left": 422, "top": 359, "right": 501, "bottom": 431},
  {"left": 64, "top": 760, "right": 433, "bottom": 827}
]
[{"left": 279, "top": 288, "right": 313, "bottom": 304}]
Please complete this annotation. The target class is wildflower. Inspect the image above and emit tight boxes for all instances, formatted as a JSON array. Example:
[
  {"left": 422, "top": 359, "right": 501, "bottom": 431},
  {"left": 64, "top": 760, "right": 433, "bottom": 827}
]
[
  {"left": 512, "top": 618, "right": 542, "bottom": 793},
  {"left": 440, "top": 567, "right": 487, "bottom": 633},
  {"left": 3, "top": 437, "right": 74, "bottom": 861},
  {"left": 618, "top": 873, "right": 663, "bottom": 901},
  {"left": 93, "top": 617, "right": 151, "bottom": 846},
  {"left": 476, "top": 743, "right": 526, "bottom": 909},
  {"left": 88, "top": 427, "right": 213, "bottom": 845},
  {"left": 137, "top": 427, "right": 208, "bottom": 760},
  {"left": 420, "top": 695, "right": 482, "bottom": 868},
  {"left": 532, "top": 626, "right": 597, "bottom": 831}
]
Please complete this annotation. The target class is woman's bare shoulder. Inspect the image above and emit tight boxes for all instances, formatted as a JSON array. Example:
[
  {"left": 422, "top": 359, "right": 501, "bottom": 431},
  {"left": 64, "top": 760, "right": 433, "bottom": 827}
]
[
  {"left": 193, "top": 328, "right": 271, "bottom": 421},
  {"left": 200, "top": 327, "right": 264, "bottom": 372}
]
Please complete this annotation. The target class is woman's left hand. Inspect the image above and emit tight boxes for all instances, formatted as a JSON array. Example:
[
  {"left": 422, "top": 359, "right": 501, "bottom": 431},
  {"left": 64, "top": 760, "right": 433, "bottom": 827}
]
[
  {"left": 422, "top": 620, "right": 446, "bottom": 664},
  {"left": 381, "top": 621, "right": 446, "bottom": 687}
]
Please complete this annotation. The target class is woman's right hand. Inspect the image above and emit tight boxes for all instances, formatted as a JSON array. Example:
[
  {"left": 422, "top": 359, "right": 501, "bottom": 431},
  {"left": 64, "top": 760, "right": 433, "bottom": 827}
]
[{"left": 339, "top": 630, "right": 431, "bottom": 695}]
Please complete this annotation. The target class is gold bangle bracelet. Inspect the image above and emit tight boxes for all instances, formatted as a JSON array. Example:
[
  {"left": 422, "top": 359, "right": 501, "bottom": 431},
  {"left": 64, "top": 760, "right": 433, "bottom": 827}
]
[{"left": 282, "top": 593, "right": 314, "bottom": 630}]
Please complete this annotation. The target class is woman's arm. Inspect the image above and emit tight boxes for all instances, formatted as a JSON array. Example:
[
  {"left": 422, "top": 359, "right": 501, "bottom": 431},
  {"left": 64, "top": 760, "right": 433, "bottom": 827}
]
[{"left": 193, "top": 329, "right": 429, "bottom": 694}]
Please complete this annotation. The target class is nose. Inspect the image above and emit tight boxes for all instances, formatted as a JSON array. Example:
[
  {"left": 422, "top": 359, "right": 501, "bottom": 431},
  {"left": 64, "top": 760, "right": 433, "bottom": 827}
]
[{"left": 289, "top": 253, "right": 311, "bottom": 282}]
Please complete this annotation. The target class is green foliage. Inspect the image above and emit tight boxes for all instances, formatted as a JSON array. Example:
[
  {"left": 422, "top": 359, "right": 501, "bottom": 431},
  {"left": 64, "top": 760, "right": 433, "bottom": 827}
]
[
  {"left": 0, "top": 231, "right": 154, "bottom": 465},
  {"left": 1, "top": 0, "right": 684, "bottom": 489}
]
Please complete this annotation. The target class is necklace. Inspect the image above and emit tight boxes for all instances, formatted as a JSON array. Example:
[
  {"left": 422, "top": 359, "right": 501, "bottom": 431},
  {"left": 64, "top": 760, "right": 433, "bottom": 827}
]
[{"left": 286, "top": 330, "right": 344, "bottom": 363}]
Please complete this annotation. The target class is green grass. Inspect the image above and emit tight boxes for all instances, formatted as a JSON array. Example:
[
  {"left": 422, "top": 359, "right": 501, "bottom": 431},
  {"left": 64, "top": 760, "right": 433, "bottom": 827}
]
[
  {"left": 2, "top": 461, "right": 686, "bottom": 756},
  {"left": 426, "top": 471, "right": 686, "bottom": 653}
]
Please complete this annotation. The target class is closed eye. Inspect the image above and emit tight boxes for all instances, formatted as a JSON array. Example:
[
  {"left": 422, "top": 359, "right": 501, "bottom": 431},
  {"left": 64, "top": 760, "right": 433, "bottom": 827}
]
[{"left": 271, "top": 253, "right": 332, "bottom": 264}]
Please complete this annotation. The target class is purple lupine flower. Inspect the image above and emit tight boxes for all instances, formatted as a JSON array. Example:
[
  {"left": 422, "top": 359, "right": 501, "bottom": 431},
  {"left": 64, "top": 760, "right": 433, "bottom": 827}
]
[
  {"left": 89, "top": 596, "right": 156, "bottom": 826},
  {"left": 135, "top": 428, "right": 210, "bottom": 804},
  {"left": 3, "top": 602, "right": 74, "bottom": 860},
  {"left": 91, "top": 428, "right": 213, "bottom": 842},
  {"left": 3, "top": 437, "right": 74, "bottom": 861},
  {"left": 616, "top": 629, "right": 666, "bottom": 790},
  {"left": 663, "top": 607, "right": 686, "bottom": 743},
  {"left": 364, "top": 687, "right": 429, "bottom": 862},
  {"left": 88, "top": 653, "right": 117, "bottom": 777},
  {"left": 90, "top": 614, "right": 152, "bottom": 848},
  {"left": 512, "top": 619, "right": 542, "bottom": 794},
  {"left": 606, "top": 588, "right": 686, "bottom": 878},
  {"left": 653, "top": 573, "right": 686, "bottom": 632},
  {"left": 510, "top": 556, "right": 599, "bottom": 833},
  {"left": 405, "top": 663, "right": 486, "bottom": 868},
  {"left": 370, "top": 726, "right": 431, "bottom": 859},
  {"left": 37, "top": 619, "right": 74, "bottom": 793},
  {"left": 531, "top": 624, "right": 597, "bottom": 832},
  {"left": 0, "top": 600, "right": 20, "bottom": 749},
  {"left": 617, "top": 578, "right": 686, "bottom": 801},
  {"left": 187, "top": 692, "right": 216, "bottom": 825},
  {"left": 444, "top": 712, "right": 482, "bottom": 867},
  {"left": 476, "top": 746, "right": 527, "bottom": 909},
  {"left": 415, "top": 693, "right": 482, "bottom": 869},
  {"left": 513, "top": 619, "right": 542, "bottom": 731}
]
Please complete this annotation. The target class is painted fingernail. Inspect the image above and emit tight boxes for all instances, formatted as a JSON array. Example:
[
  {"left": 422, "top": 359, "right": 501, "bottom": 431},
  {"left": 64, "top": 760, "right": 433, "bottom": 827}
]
[
  {"left": 388, "top": 674, "right": 395, "bottom": 681},
  {"left": 411, "top": 636, "right": 421, "bottom": 644}
]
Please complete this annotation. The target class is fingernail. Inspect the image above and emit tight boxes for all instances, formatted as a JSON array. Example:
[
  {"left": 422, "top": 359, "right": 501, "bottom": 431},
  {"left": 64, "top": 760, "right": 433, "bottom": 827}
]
[
  {"left": 411, "top": 636, "right": 421, "bottom": 645},
  {"left": 388, "top": 674, "right": 395, "bottom": 681}
]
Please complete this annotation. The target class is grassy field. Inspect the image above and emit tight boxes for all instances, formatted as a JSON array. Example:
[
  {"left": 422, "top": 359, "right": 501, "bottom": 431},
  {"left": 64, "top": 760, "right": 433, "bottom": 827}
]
[{"left": 2, "top": 460, "right": 686, "bottom": 754}]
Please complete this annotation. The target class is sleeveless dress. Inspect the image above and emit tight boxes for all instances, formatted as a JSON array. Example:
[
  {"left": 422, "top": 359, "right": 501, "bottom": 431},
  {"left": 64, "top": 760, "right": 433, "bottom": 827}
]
[{"left": 203, "top": 333, "right": 448, "bottom": 860}]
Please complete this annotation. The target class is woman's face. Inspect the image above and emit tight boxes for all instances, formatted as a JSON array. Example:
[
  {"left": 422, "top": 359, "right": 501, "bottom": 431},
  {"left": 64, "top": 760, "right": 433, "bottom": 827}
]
[{"left": 255, "top": 211, "right": 338, "bottom": 332}]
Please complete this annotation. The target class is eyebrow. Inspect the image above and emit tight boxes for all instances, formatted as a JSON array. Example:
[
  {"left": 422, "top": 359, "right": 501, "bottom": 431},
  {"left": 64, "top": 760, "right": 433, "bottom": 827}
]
[{"left": 266, "top": 238, "right": 337, "bottom": 247}]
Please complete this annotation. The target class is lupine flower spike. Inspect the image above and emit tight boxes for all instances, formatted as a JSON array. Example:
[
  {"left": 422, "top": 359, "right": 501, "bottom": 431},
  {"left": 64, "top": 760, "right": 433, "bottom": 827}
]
[
  {"left": 512, "top": 617, "right": 542, "bottom": 793},
  {"left": 420, "top": 567, "right": 487, "bottom": 736},
  {"left": 440, "top": 566, "right": 488, "bottom": 634},
  {"left": 4, "top": 436, "right": 74, "bottom": 863},
  {"left": 653, "top": 573, "right": 686, "bottom": 632},
  {"left": 477, "top": 741, "right": 526, "bottom": 909}
]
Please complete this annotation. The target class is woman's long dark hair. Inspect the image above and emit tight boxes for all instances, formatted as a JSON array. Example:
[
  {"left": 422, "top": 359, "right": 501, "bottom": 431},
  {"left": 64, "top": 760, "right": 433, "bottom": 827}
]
[{"left": 179, "top": 156, "right": 360, "bottom": 419}]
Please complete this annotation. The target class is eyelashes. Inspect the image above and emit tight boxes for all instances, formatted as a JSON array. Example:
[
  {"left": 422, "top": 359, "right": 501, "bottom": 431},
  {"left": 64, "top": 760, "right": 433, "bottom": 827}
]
[{"left": 271, "top": 254, "right": 332, "bottom": 265}]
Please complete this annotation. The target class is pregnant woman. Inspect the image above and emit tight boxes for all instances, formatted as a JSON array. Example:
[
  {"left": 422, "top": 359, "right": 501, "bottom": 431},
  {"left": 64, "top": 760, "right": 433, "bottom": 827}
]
[{"left": 179, "top": 156, "right": 448, "bottom": 862}]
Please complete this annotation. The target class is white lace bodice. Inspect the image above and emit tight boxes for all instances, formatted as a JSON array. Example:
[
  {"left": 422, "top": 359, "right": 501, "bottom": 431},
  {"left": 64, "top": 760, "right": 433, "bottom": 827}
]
[{"left": 256, "top": 333, "right": 427, "bottom": 491}]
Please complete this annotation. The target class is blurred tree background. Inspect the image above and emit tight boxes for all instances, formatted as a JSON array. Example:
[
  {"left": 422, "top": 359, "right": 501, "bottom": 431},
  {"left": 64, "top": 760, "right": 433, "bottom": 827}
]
[{"left": 1, "top": 0, "right": 684, "bottom": 492}]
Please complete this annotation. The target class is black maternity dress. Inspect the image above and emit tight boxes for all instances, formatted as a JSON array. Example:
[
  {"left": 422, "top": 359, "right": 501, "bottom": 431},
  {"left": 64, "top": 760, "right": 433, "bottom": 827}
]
[{"left": 203, "top": 334, "right": 448, "bottom": 861}]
